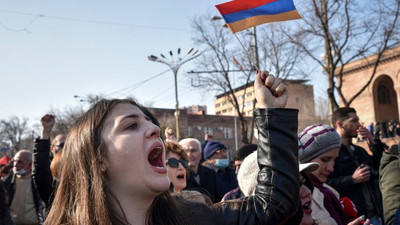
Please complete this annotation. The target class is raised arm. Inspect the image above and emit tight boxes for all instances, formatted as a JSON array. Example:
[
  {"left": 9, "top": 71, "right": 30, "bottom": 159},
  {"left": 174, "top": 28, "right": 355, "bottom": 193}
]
[
  {"left": 32, "top": 114, "right": 55, "bottom": 209},
  {"left": 217, "top": 71, "right": 299, "bottom": 225}
]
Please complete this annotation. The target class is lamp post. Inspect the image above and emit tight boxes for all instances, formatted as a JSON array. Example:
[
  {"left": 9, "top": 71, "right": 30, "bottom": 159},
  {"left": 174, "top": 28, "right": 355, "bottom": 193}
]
[
  {"left": 73, "top": 95, "right": 87, "bottom": 102},
  {"left": 148, "top": 48, "right": 200, "bottom": 140}
]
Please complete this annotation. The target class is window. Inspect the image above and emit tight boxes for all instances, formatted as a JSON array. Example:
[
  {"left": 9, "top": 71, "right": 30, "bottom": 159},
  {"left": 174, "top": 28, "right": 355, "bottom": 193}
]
[
  {"left": 378, "top": 85, "right": 390, "bottom": 104},
  {"left": 223, "top": 128, "right": 233, "bottom": 139},
  {"left": 188, "top": 126, "right": 193, "bottom": 136},
  {"left": 204, "top": 127, "right": 213, "bottom": 135},
  {"left": 296, "top": 97, "right": 300, "bottom": 103}
]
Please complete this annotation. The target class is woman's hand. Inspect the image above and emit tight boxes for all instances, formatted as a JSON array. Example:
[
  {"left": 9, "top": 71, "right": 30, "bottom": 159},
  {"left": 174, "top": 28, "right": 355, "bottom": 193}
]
[
  {"left": 40, "top": 114, "right": 56, "bottom": 139},
  {"left": 164, "top": 127, "right": 177, "bottom": 141},
  {"left": 254, "top": 70, "right": 288, "bottom": 109},
  {"left": 348, "top": 216, "right": 371, "bottom": 225}
]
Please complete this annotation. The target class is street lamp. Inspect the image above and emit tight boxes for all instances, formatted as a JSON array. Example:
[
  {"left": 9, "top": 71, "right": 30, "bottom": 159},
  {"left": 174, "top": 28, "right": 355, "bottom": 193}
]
[
  {"left": 73, "top": 95, "right": 87, "bottom": 102},
  {"left": 148, "top": 48, "right": 200, "bottom": 140}
]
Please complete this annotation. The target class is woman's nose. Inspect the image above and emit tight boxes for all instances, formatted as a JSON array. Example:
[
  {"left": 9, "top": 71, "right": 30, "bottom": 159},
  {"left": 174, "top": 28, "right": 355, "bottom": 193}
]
[
  {"left": 178, "top": 163, "right": 185, "bottom": 169},
  {"left": 327, "top": 162, "right": 335, "bottom": 172},
  {"left": 146, "top": 122, "right": 160, "bottom": 138},
  {"left": 300, "top": 185, "right": 311, "bottom": 197}
]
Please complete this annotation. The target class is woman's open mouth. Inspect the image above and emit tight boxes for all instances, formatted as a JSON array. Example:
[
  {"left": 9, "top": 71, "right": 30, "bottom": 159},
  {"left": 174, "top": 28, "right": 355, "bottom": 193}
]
[
  {"left": 176, "top": 174, "right": 185, "bottom": 181},
  {"left": 302, "top": 200, "right": 312, "bottom": 214},
  {"left": 148, "top": 146, "right": 164, "bottom": 168}
]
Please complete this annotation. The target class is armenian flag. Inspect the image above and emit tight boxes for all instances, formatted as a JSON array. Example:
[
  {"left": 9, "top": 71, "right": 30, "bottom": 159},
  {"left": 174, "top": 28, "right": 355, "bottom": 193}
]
[{"left": 216, "top": 0, "right": 301, "bottom": 34}]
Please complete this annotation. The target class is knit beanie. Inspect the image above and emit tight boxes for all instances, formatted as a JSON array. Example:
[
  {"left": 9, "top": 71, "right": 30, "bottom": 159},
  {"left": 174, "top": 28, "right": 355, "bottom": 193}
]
[
  {"left": 298, "top": 124, "right": 341, "bottom": 163},
  {"left": 203, "top": 141, "right": 226, "bottom": 159},
  {"left": 237, "top": 151, "right": 258, "bottom": 197}
]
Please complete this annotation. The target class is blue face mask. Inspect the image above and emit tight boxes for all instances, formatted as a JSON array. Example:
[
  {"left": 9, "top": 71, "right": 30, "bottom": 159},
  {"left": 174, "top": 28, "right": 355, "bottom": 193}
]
[
  {"left": 13, "top": 167, "right": 26, "bottom": 176},
  {"left": 215, "top": 159, "right": 229, "bottom": 169}
]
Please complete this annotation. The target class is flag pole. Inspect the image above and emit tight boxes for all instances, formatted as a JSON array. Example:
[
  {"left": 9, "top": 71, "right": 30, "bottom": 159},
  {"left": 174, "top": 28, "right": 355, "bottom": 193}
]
[{"left": 234, "top": 33, "right": 260, "bottom": 72}]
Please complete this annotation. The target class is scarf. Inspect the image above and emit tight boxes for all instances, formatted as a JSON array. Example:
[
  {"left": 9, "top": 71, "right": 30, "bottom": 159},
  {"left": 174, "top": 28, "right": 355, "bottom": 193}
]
[{"left": 308, "top": 173, "right": 348, "bottom": 225}]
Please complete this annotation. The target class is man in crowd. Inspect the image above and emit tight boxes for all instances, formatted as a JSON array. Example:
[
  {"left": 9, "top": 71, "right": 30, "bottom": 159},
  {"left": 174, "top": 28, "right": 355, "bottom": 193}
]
[
  {"left": 203, "top": 140, "right": 238, "bottom": 202},
  {"left": 221, "top": 144, "right": 257, "bottom": 201},
  {"left": 327, "top": 107, "right": 384, "bottom": 225},
  {"left": 179, "top": 138, "right": 218, "bottom": 203},
  {"left": 6, "top": 150, "right": 43, "bottom": 225}
]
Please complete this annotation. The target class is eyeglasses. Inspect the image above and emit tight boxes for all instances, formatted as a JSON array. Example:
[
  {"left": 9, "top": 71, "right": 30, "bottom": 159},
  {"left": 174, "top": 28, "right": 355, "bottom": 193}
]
[
  {"left": 53, "top": 143, "right": 64, "bottom": 148},
  {"left": 165, "top": 158, "right": 188, "bottom": 169}
]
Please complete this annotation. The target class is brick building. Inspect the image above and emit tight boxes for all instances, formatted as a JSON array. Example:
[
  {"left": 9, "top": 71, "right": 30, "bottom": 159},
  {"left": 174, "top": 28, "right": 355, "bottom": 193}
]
[
  {"left": 337, "top": 46, "right": 400, "bottom": 124},
  {"left": 149, "top": 79, "right": 320, "bottom": 158},
  {"left": 214, "top": 79, "right": 317, "bottom": 129},
  {"left": 149, "top": 107, "right": 252, "bottom": 159}
]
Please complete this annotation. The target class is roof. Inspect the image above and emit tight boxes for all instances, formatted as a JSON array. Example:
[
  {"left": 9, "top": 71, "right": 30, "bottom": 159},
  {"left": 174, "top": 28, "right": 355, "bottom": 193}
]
[
  {"left": 334, "top": 45, "right": 400, "bottom": 76},
  {"left": 215, "top": 79, "right": 309, "bottom": 99}
]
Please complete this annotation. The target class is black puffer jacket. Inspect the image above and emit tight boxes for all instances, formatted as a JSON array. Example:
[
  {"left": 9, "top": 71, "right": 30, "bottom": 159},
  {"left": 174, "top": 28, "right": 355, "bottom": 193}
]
[{"left": 180, "top": 108, "right": 300, "bottom": 225}]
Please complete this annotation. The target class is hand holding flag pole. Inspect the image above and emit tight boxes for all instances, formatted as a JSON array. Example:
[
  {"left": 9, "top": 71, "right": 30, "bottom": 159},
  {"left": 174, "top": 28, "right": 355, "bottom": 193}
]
[{"left": 215, "top": 0, "right": 302, "bottom": 71}]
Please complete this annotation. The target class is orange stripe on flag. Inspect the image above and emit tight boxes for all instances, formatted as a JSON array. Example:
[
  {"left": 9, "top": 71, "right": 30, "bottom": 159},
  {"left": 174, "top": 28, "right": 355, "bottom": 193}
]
[{"left": 216, "top": 0, "right": 277, "bottom": 15}]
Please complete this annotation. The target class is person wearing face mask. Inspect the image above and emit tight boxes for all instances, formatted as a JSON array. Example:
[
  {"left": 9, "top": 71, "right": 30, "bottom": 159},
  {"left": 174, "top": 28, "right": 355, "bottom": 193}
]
[
  {"left": 203, "top": 141, "right": 238, "bottom": 202},
  {"left": 5, "top": 150, "right": 44, "bottom": 225}
]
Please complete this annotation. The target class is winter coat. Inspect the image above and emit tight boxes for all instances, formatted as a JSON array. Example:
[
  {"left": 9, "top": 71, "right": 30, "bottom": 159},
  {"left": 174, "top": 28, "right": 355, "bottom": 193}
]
[
  {"left": 185, "top": 164, "right": 218, "bottom": 203},
  {"left": 180, "top": 108, "right": 300, "bottom": 225},
  {"left": 326, "top": 143, "right": 383, "bottom": 218},
  {"left": 379, "top": 152, "right": 400, "bottom": 225},
  {"left": 5, "top": 174, "right": 44, "bottom": 225},
  {"left": 32, "top": 138, "right": 57, "bottom": 212},
  {"left": 311, "top": 183, "right": 340, "bottom": 225}
]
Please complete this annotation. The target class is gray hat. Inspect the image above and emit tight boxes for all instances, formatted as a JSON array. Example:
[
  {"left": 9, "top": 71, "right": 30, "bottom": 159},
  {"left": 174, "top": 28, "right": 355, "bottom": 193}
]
[
  {"left": 298, "top": 124, "right": 341, "bottom": 163},
  {"left": 238, "top": 151, "right": 320, "bottom": 197}
]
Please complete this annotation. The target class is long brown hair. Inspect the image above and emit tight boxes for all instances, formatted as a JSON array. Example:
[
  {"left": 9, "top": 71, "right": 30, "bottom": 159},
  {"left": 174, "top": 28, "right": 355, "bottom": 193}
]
[{"left": 45, "top": 99, "right": 193, "bottom": 225}]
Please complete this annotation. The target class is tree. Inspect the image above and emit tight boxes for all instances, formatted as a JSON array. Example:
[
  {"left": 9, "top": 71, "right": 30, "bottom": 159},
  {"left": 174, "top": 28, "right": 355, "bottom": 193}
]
[
  {"left": 53, "top": 93, "right": 105, "bottom": 136},
  {"left": 289, "top": 0, "right": 400, "bottom": 114},
  {"left": 190, "top": 13, "right": 307, "bottom": 145},
  {"left": 0, "top": 116, "right": 29, "bottom": 155},
  {"left": 49, "top": 106, "right": 85, "bottom": 136},
  {"left": 315, "top": 95, "right": 330, "bottom": 120}
]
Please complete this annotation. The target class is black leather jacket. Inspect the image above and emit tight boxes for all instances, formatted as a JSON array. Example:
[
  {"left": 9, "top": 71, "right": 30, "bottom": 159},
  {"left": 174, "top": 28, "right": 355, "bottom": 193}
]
[
  {"left": 32, "top": 138, "right": 56, "bottom": 212},
  {"left": 181, "top": 108, "right": 300, "bottom": 225}
]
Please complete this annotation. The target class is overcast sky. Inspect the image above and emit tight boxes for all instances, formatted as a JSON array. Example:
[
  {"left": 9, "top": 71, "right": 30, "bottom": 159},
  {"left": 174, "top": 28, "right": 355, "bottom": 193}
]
[{"left": 0, "top": 0, "right": 326, "bottom": 124}]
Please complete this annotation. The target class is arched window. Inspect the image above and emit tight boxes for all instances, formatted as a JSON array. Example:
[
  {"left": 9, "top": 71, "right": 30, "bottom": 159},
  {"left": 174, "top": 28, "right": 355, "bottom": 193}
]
[{"left": 378, "top": 85, "right": 390, "bottom": 104}]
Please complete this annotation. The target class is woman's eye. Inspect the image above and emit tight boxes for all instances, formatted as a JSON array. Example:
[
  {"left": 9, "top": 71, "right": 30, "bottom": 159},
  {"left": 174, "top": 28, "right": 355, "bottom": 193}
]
[
  {"left": 126, "top": 123, "right": 137, "bottom": 130},
  {"left": 321, "top": 157, "right": 330, "bottom": 162}
]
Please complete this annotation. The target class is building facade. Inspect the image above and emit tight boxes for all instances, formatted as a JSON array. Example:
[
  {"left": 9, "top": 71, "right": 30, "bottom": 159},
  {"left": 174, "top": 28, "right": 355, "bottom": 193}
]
[
  {"left": 149, "top": 79, "right": 320, "bottom": 158},
  {"left": 337, "top": 46, "right": 400, "bottom": 124},
  {"left": 149, "top": 107, "right": 253, "bottom": 159},
  {"left": 214, "top": 80, "right": 317, "bottom": 129}
]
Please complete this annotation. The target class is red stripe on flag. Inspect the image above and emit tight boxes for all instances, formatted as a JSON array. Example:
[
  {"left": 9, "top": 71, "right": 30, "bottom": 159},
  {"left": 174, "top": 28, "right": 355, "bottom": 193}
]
[{"left": 216, "top": 0, "right": 278, "bottom": 15}]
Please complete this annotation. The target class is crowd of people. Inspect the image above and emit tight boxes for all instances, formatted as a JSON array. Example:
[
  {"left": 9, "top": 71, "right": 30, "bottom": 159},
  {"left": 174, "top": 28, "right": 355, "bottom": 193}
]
[
  {"left": 366, "top": 120, "right": 400, "bottom": 140},
  {"left": 0, "top": 70, "right": 398, "bottom": 225}
]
